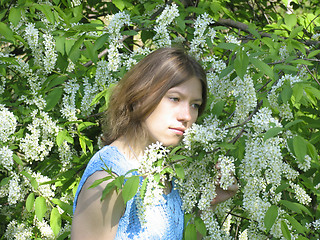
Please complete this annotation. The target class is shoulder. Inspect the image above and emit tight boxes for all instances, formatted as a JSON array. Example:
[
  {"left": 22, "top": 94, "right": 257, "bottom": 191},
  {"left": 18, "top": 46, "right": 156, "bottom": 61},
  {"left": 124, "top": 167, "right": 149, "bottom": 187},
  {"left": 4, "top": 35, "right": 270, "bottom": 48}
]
[{"left": 71, "top": 170, "right": 125, "bottom": 240}]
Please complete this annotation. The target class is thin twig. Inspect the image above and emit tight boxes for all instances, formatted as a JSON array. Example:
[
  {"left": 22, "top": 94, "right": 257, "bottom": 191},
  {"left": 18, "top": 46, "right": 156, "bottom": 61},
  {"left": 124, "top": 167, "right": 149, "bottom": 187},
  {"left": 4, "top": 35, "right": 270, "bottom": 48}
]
[{"left": 304, "top": 65, "right": 320, "bottom": 86}]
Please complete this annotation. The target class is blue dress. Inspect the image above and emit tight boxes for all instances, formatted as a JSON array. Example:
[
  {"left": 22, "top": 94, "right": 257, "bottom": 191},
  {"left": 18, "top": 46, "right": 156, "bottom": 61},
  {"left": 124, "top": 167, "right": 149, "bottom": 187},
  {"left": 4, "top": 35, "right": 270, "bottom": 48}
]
[{"left": 73, "top": 146, "right": 184, "bottom": 239}]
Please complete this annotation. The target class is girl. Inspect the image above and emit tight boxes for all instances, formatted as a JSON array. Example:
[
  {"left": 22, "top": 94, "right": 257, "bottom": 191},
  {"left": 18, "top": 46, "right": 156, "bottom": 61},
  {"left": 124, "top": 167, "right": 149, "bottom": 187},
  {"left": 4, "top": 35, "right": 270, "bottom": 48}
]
[{"left": 71, "top": 47, "right": 238, "bottom": 239}]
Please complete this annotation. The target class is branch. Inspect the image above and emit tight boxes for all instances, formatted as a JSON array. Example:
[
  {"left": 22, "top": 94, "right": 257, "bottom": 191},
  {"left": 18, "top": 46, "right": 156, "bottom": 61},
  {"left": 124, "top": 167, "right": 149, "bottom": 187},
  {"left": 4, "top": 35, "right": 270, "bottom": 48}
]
[
  {"left": 215, "top": 18, "right": 320, "bottom": 47},
  {"left": 304, "top": 65, "right": 320, "bottom": 86}
]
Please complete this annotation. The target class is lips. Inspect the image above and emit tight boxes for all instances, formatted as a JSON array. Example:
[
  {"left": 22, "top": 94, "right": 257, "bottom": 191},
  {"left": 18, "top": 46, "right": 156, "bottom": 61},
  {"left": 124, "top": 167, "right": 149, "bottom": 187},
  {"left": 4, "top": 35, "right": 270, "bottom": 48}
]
[{"left": 169, "top": 127, "right": 186, "bottom": 136}]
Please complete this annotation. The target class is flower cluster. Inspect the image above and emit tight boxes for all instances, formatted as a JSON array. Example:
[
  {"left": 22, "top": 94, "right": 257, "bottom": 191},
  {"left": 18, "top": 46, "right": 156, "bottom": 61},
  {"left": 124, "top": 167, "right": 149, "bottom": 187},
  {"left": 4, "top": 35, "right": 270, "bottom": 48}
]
[
  {"left": 106, "top": 12, "right": 131, "bottom": 71},
  {"left": 153, "top": 3, "right": 179, "bottom": 47},
  {"left": 80, "top": 77, "right": 99, "bottom": 116},
  {"left": 217, "top": 155, "right": 236, "bottom": 190},
  {"left": 0, "top": 146, "right": 14, "bottom": 171},
  {"left": 0, "top": 106, "right": 17, "bottom": 143},
  {"left": 42, "top": 33, "right": 57, "bottom": 74},
  {"left": 306, "top": 219, "right": 320, "bottom": 231},
  {"left": 225, "top": 34, "right": 241, "bottom": 45},
  {"left": 268, "top": 74, "right": 303, "bottom": 120},
  {"left": 290, "top": 181, "right": 312, "bottom": 205},
  {"left": 190, "top": 13, "right": 214, "bottom": 59},
  {"left": 183, "top": 115, "right": 227, "bottom": 152},
  {"left": 4, "top": 220, "right": 33, "bottom": 240},
  {"left": 60, "top": 78, "right": 80, "bottom": 121},
  {"left": 20, "top": 110, "right": 59, "bottom": 162},
  {"left": 136, "top": 142, "right": 170, "bottom": 226},
  {"left": 231, "top": 75, "right": 257, "bottom": 123}
]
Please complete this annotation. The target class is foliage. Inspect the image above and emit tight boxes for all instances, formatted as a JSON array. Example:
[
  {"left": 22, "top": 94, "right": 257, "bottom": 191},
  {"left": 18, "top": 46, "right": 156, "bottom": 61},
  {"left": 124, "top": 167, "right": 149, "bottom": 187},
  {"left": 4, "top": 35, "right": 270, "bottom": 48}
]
[{"left": 0, "top": 0, "right": 320, "bottom": 239}]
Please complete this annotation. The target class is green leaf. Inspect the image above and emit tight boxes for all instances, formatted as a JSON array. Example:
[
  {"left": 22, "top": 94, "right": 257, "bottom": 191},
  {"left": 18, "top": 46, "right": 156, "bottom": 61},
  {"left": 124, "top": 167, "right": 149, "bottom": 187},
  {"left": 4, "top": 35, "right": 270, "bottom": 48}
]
[
  {"left": 289, "top": 26, "right": 303, "bottom": 39},
  {"left": 55, "top": 36, "right": 65, "bottom": 54},
  {"left": 281, "top": 220, "right": 291, "bottom": 240},
  {"left": 218, "top": 142, "right": 237, "bottom": 150},
  {"left": 284, "top": 119, "right": 303, "bottom": 129},
  {"left": 264, "top": 205, "right": 278, "bottom": 232},
  {"left": 293, "top": 135, "right": 307, "bottom": 162},
  {"left": 174, "top": 164, "right": 185, "bottom": 180},
  {"left": 248, "top": 23, "right": 261, "bottom": 39},
  {"left": 21, "top": 171, "right": 38, "bottom": 190},
  {"left": 89, "top": 176, "right": 113, "bottom": 189},
  {"left": 12, "top": 154, "right": 24, "bottom": 166},
  {"left": 122, "top": 176, "right": 140, "bottom": 204},
  {"left": 114, "top": 175, "right": 125, "bottom": 190},
  {"left": 36, "top": 4, "right": 55, "bottom": 24},
  {"left": 140, "top": 177, "right": 148, "bottom": 200},
  {"left": 45, "top": 87, "right": 63, "bottom": 111},
  {"left": 280, "top": 200, "right": 302, "bottom": 214},
  {"left": 281, "top": 84, "right": 293, "bottom": 103},
  {"left": 195, "top": 217, "right": 207, "bottom": 236},
  {"left": 170, "top": 155, "right": 185, "bottom": 161},
  {"left": 26, "top": 193, "right": 35, "bottom": 212},
  {"left": 83, "top": 40, "right": 98, "bottom": 64},
  {"left": 56, "top": 130, "right": 74, "bottom": 147},
  {"left": 78, "top": 122, "right": 97, "bottom": 132},
  {"left": 307, "top": 49, "right": 320, "bottom": 58},
  {"left": 35, "top": 196, "right": 47, "bottom": 221},
  {"left": 94, "top": 33, "right": 109, "bottom": 51},
  {"left": 216, "top": 42, "right": 238, "bottom": 50},
  {"left": 280, "top": 200, "right": 312, "bottom": 216},
  {"left": 306, "top": 141, "right": 318, "bottom": 161},
  {"left": 0, "top": 177, "right": 10, "bottom": 186},
  {"left": 212, "top": 100, "right": 225, "bottom": 117},
  {"left": 122, "top": 30, "right": 138, "bottom": 36},
  {"left": 234, "top": 49, "right": 249, "bottom": 79},
  {"left": 284, "top": 214, "right": 305, "bottom": 234},
  {"left": 250, "top": 57, "right": 274, "bottom": 80},
  {"left": 101, "top": 181, "right": 116, "bottom": 201},
  {"left": 0, "top": 22, "right": 14, "bottom": 41},
  {"left": 50, "top": 207, "right": 61, "bottom": 236},
  {"left": 275, "top": 183, "right": 289, "bottom": 194},
  {"left": 69, "top": 34, "right": 85, "bottom": 62},
  {"left": 284, "top": 13, "right": 297, "bottom": 30},
  {"left": 263, "top": 127, "right": 283, "bottom": 141},
  {"left": 185, "top": 223, "right": 197, "bottom": 240},
  {"left": 113, "top": 0, "right": 125, "bottom": 11},
  {"left": 9, "top": 7, "right": 21, "bottom": 26},
  {"left": 51, "top": 199, "right": 73, "bottom": 215}
]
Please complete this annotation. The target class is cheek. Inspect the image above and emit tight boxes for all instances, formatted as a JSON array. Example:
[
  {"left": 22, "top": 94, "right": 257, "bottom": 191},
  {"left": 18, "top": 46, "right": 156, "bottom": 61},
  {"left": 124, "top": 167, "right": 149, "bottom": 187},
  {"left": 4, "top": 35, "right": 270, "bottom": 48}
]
[{"left": 189, "top": 112, "right": 198, "bottom": 125}]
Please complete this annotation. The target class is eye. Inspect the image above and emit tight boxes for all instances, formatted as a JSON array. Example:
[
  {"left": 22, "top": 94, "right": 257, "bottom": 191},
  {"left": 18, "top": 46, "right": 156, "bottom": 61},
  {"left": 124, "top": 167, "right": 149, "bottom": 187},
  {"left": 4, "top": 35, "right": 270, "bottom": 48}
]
[
  {"left": 191, "top": 103, "right": 201, "bottom": 109},
  {"left": 169, "top": 97, "right": 180, "bottom": 102}
]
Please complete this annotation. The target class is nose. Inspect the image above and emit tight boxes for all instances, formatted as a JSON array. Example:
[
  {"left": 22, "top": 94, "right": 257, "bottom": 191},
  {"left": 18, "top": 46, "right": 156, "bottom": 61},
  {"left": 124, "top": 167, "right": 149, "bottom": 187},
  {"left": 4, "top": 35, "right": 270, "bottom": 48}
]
[{"left": 177, "top": 103, "right": 192, "bottom": 122}]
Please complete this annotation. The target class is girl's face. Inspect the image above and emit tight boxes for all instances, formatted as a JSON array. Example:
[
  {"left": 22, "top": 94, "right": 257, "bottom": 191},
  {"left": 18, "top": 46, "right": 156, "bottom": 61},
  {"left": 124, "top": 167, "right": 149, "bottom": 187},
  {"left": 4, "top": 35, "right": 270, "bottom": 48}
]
[{"left": 144, "top": 77, "right": 203, "bottom": 147}]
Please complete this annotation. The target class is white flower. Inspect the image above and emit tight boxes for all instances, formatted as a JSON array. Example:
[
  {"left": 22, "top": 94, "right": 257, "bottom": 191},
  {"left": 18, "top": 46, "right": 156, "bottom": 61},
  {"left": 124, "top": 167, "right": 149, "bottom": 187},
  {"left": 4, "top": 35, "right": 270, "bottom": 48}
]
[
  {"left": 106, "top": 12, "right": 131, "bottom": 71},
  {"left": 0, "top": 146, "right": 14, "bottom": 171},
  {"left": 5, "top": 220, "right": 33, "bottom": 240},
  {"left": 80, "top": 77, "right": 99, "bottom": 116},
  {"left": 290, "top": 182, "right": 312, "bottom": 205},
  {"left": 153, "top": 3, "right": 179, "bottom": 47},
  {"left": 189, "top": 13, "right": 214, "bottom": 59},
  {"left": 218, "top": 155, "right": 236, "bottom": 190},
  {"left": 0, "top": 106, "right": 17, "bottom": 142},
  {"left": 60, "top": 78, "right": 80, "bottom": 121},
  {"left": 43, "top": 33, "right": 57, "bottom": 74},
  {"left": 8, "top": 173, "right": 23, "bottom": 205},
  {"left": 20, "top": 111, "right": 59, "bottom": 162},
  {"left": 35, "top": 219, "right": 55, "bottom": 239},
  {"left": 225, "top": 34, "right": 241, "bottom": 45}
]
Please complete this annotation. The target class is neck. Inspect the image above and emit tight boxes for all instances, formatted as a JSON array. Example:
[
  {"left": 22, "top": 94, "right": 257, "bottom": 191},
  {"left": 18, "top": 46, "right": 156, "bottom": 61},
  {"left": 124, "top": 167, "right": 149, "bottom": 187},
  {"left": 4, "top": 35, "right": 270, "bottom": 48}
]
[{"left": 110, "top": 136, "right": 146, "bottom": 163}]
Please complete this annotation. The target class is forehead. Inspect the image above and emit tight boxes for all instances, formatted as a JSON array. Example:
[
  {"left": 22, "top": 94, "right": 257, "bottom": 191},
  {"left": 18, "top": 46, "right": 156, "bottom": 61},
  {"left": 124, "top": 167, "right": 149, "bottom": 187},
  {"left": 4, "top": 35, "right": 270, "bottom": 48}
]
[{"left": 168, "top": 77, "right": 202, "bottom": 99}]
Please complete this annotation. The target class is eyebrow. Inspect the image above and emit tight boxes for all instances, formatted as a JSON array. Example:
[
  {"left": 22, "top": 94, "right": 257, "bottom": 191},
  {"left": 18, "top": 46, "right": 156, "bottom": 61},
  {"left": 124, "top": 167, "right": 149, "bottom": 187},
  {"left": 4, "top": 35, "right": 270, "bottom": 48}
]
[{"left": 167, "top": 90, "right": 203, "bottom": 102}]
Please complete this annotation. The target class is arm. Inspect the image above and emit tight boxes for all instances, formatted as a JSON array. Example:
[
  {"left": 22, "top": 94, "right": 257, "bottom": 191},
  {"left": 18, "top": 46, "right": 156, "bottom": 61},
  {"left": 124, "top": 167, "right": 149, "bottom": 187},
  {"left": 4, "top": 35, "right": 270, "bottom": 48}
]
[{"left": 71, "top": 171, "right": 125, "bottom": 240}]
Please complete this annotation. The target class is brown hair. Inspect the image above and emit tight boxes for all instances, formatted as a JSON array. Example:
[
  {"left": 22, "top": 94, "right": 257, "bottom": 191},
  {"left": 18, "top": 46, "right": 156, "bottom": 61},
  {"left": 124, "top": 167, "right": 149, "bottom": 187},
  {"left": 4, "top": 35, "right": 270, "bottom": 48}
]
[{"left": 101, "top": 47, "right": 207, "bottom": 145}]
